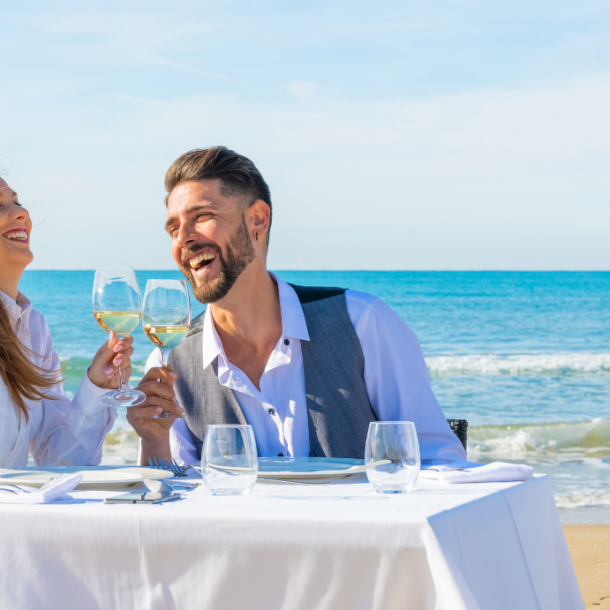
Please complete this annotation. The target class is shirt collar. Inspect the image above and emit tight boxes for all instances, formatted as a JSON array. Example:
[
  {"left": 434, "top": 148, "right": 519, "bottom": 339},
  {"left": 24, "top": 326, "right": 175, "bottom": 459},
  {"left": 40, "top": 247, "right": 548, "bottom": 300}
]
[
  {"left": 201, "top": 272, "right": 310, "bottom": 370},
  {"left": 0, "top": 290, "right": 31, "bottom": 328}
]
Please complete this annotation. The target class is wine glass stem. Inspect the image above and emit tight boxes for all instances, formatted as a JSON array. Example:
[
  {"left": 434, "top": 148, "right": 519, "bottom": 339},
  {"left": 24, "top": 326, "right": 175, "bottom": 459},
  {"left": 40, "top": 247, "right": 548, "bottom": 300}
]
[
  {"left": 117, "top": 334, "right": 127, "bottom": 391},
  {"left": 161, "top": 349, "right": 168, "bottom": 368}
]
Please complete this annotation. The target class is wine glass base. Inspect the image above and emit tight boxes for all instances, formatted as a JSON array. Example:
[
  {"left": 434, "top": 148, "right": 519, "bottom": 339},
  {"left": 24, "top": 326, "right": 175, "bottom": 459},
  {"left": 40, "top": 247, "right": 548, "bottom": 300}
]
[{"left": 101, "top": 389, "right": 147, "bottom": 408}]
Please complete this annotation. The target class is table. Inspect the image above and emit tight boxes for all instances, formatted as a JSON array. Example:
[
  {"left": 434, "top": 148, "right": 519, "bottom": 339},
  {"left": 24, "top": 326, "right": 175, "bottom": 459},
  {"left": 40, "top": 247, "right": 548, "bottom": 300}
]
[{"left": 0, "top": 473, "right": 583, "bottom": 610}]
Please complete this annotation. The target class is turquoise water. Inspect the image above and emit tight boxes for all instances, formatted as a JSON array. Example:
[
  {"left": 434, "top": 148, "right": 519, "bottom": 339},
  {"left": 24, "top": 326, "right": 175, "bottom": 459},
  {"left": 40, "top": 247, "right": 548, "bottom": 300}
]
[{"left": 19, "top": 270, "right": 610, "bottom": 523}]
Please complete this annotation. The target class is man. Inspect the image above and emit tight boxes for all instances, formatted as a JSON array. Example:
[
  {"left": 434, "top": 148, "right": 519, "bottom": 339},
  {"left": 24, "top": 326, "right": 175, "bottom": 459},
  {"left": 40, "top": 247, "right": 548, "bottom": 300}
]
[{"left": 128, "top": 146, "right": 466, "bottom": 465}]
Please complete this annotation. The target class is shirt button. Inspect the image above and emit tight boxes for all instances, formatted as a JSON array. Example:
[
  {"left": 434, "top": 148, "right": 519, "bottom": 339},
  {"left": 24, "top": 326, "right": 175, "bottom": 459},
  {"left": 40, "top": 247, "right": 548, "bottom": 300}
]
[
  {"left": 284, "top": 339, "right": 290, "bottom": 346},
  {"left": 278, "top": 453, "right": 284, "bottom": 457},
  {"left": 268, "top": 408, "right": 275, "bottom": 415}
]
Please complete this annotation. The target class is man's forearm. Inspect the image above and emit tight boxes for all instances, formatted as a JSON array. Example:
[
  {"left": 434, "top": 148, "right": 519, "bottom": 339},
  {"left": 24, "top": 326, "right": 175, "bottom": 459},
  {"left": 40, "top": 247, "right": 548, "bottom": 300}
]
[{"left": 140, "top": 438, "right": 172, "bottom": 466}]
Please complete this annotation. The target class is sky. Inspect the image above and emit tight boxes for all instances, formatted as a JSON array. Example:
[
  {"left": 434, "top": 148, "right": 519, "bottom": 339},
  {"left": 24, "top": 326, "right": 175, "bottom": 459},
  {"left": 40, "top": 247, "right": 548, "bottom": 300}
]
[{"left": 1, "top": 0, "right": 609, "bottom": 270}]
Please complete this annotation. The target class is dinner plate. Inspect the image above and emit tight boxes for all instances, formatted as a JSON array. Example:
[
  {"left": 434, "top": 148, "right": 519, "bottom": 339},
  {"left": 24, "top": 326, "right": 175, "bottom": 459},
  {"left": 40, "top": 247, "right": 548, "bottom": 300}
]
[
  {"left": 193, "top": 457, "right": 365, "bottom": 480},
  {"left": 0, "top": 466, "right": 173, "bottom": 490}
]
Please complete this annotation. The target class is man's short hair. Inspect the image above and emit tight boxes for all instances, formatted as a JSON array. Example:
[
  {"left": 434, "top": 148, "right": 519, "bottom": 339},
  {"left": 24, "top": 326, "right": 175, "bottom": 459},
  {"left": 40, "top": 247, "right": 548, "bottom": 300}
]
[{"left": 164, "top": 146, "right": 272, "bottom": 239}]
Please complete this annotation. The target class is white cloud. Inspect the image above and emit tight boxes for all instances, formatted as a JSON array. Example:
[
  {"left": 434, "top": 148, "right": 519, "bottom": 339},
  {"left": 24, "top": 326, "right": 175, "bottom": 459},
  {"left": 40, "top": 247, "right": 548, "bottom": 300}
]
[
  {"left": 3, "top": 75, "right": 610, "bottom": 269},
  {"left": 285, "top": 80, "right": 342, "bottom": 101}
]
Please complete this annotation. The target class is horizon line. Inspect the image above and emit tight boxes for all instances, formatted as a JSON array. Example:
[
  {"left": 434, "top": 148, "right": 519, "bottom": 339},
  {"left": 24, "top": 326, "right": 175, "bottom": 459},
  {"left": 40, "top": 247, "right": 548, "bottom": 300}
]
[{"left": 23, "top": 269, "right": 610, "bottom": 273}]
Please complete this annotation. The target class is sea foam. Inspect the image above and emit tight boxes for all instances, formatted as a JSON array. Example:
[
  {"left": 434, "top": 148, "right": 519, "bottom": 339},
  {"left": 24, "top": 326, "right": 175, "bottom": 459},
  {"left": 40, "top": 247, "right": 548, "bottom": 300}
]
[
  {"left": 468, "top": 418, "right": 610, "bottom": 456},
  {"left": 426, "top": 353, "right": 610, "bottom": 376}
]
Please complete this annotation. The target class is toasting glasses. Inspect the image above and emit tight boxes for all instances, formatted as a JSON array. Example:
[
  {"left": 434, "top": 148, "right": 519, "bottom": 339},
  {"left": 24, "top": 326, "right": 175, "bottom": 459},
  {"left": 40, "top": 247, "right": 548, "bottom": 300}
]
[
  {"left": 142, "top": 279, "right": 191, "bottom": 366},
  {"left": 93, "top": 264, "right": 146, "bottom": 407},
  {"left": 142, "top": 279, "right": 191, "bottom": 419}
]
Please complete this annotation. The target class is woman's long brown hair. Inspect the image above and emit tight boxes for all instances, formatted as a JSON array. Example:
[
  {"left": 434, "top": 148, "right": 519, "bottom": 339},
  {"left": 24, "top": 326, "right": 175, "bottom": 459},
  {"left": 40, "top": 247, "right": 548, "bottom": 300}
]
[{"left": 0, "top": 297, "right": 58, "bottom": 422}]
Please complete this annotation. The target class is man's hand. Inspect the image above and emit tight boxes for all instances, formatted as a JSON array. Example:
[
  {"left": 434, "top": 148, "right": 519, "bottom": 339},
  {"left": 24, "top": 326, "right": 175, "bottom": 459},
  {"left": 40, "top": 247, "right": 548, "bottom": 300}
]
[
  {"left": 126, "top": 366, "right": 184, "bottom": 464},
  {"left": 88, "top": 332, "right": 134, "bottom": 389}
]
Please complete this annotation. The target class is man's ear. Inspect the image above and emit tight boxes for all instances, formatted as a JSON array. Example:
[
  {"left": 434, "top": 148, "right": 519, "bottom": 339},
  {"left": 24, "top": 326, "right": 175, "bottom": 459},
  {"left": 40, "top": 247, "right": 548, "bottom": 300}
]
[{"left": 247, "top": 199, "right": 271, "bottom": 241}]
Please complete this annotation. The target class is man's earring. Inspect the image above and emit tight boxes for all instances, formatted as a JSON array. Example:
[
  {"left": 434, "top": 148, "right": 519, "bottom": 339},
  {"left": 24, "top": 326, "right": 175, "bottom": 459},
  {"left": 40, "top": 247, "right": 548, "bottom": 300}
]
[{"left": 256, "top": 232, "right": 258, "bottom": 241}]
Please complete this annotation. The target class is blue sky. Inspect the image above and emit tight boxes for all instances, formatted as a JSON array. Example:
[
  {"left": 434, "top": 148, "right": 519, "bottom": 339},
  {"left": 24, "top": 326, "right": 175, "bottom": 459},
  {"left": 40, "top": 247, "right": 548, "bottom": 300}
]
[{"left": 1, "top": 0, "right": 609, "bottom": 270}]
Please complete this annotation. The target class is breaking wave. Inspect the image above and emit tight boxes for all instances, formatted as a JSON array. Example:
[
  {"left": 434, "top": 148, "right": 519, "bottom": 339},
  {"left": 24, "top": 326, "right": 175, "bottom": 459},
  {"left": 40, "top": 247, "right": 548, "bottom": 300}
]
[
  {"left": 426, "top": 353, "right": 610, "bottom": 376},
  {"left": 468, "top": 418, "right": 610, "bottom": 456}
]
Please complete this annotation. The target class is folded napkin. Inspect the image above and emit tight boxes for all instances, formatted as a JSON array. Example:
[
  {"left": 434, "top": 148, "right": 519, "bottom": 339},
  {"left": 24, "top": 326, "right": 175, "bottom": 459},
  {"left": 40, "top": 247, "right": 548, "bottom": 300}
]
[
  {"left": 420, "top": 461, "right": 534, "bottom": 484},
  {"left": 0, "top": 473, "right": 83, "bottom": 504}
]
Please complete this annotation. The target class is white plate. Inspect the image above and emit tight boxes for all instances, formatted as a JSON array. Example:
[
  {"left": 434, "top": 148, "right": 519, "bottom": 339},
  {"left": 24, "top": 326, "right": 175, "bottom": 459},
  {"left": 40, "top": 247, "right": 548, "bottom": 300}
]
[
  {"left": 195, "top": 457, "right": 366, "bottom": 480},
  {"left": 0, "top": 466, "right": 173, "bottom": 490}
]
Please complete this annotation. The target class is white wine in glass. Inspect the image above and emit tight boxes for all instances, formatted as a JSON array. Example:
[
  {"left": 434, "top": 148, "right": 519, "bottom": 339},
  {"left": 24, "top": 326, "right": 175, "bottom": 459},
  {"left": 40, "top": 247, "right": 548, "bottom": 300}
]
[
  {"left": 142, "top": 279, "right": 191, "bottom": 419},
  {"left": 93, "top": 264, "right": 146, "bottom": 408}
]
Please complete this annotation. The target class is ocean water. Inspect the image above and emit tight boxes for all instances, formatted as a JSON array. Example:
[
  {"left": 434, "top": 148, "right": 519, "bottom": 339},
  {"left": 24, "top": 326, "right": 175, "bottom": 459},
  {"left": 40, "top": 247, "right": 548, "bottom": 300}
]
[{"left": 19, "top": 270, "right": 610, "bottom": 524}]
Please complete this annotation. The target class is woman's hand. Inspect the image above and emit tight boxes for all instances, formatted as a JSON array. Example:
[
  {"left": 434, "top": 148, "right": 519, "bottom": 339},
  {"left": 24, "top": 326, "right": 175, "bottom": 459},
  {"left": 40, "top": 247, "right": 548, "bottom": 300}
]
[{"left": 87, "top": 332, "right": 134, "bottom": 389}]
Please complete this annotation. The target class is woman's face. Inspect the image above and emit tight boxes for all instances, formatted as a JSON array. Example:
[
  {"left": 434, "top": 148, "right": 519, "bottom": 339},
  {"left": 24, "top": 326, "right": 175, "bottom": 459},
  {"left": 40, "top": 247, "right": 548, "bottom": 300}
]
[{"left": 0, "top": 178, "right": 33, "bottom": 269}]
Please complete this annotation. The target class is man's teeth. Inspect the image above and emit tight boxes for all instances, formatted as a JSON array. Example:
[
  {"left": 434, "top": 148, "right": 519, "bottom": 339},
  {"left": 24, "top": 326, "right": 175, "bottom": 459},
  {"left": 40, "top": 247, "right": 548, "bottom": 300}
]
[
  {"left": 4, "top": 231, "right": 27, "bottom": 241},
  {"left": 189, "top": 252, "right": 217, "bottom": 268}
]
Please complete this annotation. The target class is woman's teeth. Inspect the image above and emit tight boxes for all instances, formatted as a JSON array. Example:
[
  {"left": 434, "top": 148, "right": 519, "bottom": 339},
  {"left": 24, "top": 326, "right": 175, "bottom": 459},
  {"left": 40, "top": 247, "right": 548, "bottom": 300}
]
[
  {"left": 4, "top": 230, "right": 27, "bottom": 241},
  {"left": 189, "top": 252, "right": 217, "bottom": 269}
]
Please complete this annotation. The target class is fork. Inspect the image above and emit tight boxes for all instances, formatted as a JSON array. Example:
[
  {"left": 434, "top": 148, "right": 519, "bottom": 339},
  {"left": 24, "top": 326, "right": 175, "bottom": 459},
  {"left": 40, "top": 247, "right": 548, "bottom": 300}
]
[{"left": 148, "top": 457, "right": 188, "bottom": 477}]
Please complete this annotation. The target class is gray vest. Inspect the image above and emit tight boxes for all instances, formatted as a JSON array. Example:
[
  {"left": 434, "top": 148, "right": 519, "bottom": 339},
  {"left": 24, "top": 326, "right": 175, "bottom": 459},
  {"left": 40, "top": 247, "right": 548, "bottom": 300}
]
[{"left": 168, "top": 284, "right": 378, "bottom": 459}]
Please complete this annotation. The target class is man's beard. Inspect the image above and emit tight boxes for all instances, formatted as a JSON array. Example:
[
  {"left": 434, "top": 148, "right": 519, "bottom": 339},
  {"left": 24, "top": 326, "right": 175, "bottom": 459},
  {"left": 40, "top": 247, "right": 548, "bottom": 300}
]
[{"left": 179, "top": 216, "right": 256, "bottom": 304}]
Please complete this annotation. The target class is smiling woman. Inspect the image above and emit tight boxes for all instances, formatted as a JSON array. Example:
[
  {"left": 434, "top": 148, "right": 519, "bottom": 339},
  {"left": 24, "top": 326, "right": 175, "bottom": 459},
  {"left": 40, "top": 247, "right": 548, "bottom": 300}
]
[{"left": 0, "top": 177, "right": 136, "bottom": 468}]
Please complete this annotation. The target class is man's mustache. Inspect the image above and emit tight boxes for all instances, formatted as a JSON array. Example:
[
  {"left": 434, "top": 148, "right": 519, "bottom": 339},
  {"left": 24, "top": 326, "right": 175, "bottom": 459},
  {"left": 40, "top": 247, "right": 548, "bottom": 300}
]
[{"left": 180, "top": 242, "right": 221, "bottom": 267}]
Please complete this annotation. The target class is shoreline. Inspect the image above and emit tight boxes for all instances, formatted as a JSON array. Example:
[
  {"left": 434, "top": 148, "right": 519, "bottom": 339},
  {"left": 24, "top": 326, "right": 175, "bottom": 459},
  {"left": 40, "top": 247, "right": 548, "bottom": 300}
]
[{"left": 564, "top": 525, "right": 610, "bottom": 608}]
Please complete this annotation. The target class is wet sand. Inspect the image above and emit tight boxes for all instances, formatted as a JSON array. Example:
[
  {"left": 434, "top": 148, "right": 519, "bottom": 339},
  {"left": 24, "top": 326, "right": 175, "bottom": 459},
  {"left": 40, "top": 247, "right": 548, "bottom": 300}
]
[{"left": 564, "top": 525, "right": 610, "bottom": 609}]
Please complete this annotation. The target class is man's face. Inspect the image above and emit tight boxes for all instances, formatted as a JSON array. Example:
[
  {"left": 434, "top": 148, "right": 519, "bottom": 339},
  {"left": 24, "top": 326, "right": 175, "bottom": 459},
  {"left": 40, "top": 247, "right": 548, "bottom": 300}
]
[
  {"left": 0, "top": 178, "right": 34, "bottom": 269},
  {"left": 165, "top": 179, "right": 255, "bottom": 304}
]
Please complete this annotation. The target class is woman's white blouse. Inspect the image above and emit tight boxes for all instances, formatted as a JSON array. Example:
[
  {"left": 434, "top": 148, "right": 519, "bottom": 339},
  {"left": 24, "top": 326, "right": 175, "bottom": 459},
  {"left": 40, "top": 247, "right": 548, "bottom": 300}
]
[{"left": 0, "top": 291, "right": 117, "bottom": 468}]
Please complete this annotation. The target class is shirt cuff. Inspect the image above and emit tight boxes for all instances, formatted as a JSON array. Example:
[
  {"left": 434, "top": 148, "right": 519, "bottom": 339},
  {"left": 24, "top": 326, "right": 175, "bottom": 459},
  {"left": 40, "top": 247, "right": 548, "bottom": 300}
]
[{"left": 73, "top": 372, "right": 114, "bottom": 415}]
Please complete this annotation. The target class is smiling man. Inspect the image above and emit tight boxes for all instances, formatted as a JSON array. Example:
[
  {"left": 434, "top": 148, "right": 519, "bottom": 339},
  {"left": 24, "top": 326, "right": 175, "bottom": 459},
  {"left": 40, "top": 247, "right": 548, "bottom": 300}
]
[{"left": 128, "top": 146, "right": 466, "bottom": 465}]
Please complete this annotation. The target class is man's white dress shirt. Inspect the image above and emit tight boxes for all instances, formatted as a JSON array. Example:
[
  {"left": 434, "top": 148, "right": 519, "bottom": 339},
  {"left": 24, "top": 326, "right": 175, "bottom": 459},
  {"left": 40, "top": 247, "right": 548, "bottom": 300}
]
[
  {"left": 146, "top": 274, "right": 466, "bottom": 464},
  {"left": 0, "top": 291, "right": 117, "bottom": 468}
]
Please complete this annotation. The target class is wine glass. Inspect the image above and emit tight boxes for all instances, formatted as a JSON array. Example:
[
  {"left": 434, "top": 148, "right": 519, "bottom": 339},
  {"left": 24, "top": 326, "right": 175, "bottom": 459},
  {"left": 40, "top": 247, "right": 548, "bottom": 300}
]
[
  {"left": 365, "top": 422, "right": 420, "bottom": 494},
  {"left": 142, "top": 279, "right": 191, "bottom": 418},
  {"left": 93, "top": 264, "right": 146, "bottom": 408}
]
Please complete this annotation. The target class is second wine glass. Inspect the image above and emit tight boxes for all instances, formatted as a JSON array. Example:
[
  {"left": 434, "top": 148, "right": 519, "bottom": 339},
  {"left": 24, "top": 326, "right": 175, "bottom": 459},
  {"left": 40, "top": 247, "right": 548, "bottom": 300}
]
[{"left": 142, "top": 279, "right": 191, "bottom": 418}]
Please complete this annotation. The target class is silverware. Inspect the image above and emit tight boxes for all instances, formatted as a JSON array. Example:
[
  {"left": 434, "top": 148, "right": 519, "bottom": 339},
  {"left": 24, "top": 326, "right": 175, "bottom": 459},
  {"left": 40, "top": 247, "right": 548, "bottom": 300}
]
[
  {"left": 0, "top": 486, "right": 22, "bottom": 494},
  {"left": 168, "top": 480, "right": 200, "bottom": 488},
  {"left": 257, "top": 476, "right": 331, "bottom": 486},
  {"left": 148, "top": 457, "right": 188, "bottom": 477},
  {"left": 39, "top": 475, "right": 67, "bottom": 492}
]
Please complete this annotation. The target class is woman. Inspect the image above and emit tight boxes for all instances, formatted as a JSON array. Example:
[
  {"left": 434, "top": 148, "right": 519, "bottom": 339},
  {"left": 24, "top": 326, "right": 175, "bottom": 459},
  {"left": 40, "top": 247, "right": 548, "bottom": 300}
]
[{"left": 0, "top": 177, "right": 132, "bottom": 468}]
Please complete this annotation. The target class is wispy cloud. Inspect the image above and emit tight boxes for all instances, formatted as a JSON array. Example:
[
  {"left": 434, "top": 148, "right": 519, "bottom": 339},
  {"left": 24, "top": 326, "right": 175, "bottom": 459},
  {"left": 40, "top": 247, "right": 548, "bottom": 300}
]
[
  {"left": 284, "top": 81, "right": 341, "bottom": 101},
  {"left": 137, "top": 56, "right": 231, "bottom": 81}
]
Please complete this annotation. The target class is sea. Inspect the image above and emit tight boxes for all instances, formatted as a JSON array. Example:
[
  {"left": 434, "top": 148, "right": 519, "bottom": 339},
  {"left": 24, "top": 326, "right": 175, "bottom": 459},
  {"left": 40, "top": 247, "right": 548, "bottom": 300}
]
[{"left": 19, "top": 270, "right": 610, "bottom": 524}]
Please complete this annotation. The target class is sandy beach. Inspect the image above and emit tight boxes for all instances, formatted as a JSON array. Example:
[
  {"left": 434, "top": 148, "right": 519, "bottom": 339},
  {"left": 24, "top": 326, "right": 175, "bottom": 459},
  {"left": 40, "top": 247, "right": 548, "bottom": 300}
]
[{"left": 564, "top": 525, "right": 610, "bottom": 608}]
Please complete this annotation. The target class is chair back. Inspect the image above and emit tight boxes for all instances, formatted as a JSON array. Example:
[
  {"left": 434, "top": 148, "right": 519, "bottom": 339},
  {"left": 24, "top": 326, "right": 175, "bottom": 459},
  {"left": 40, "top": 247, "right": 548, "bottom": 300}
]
[{"left": 447, "top": 419, "right": 468, "bottom": 454}]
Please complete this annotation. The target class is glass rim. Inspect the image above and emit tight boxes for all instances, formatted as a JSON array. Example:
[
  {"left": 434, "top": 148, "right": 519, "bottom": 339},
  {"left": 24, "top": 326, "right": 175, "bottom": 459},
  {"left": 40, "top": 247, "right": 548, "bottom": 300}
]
[
  {"left": 206, "top": 424, "right": 253, "bottom": 429},
  {"left": 369, "top": 421, "right": 415, "bottom": 425},
  {"left": 94, "top": 263, "right": 137, "bottom": 274},
  {"left": 144, "top": 278, "right": 189, "bottom": 285}
]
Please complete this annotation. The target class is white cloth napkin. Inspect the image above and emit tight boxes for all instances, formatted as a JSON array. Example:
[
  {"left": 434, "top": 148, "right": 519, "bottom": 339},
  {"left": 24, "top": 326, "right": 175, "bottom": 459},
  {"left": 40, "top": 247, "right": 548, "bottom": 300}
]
[
  {"left": 420, "top": 461, "right": 534, "bottom": 484},
  {"left": 0, "top": 474, "right": 83, "bottom": 504}
]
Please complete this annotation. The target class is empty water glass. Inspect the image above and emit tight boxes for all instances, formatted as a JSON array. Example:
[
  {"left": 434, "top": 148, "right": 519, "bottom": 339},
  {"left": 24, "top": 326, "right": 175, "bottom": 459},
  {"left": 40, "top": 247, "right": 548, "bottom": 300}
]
[
  {"left": 365, "top": 421, "right": 420, "bottom": 494},
  {"left": 202, "top": 425, "right": 258, "bottom": 496}
]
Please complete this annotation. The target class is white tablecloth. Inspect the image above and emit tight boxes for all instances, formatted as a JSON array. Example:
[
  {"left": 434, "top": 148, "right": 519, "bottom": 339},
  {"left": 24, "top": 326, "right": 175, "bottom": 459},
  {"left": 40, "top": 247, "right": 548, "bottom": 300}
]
[{"left": 0, "top": 473, "right": 583, "bottom": 610}]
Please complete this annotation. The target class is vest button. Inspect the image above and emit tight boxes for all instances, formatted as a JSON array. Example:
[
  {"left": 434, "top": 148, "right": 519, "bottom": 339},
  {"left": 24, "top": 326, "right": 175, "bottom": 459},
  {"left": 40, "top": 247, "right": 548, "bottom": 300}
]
[
  {"left": 284, "top": 339, "right": 290, "bottom": 346},
  {"left": 278, "top": 453, "right": 284, "bottom": 457},
  {"left": 268, "top": 408, "right": 275, "bottom": 415}
]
